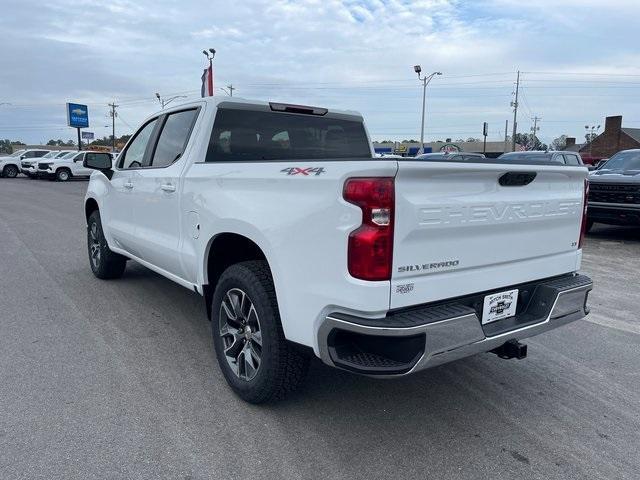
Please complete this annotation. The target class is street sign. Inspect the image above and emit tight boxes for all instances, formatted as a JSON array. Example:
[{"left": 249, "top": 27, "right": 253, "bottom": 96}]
[
  {"left": 66, "top": 103, "right": 89, "bottom": 128},
  {"left": 483, "top": 122, "right": 488, "bottom": 136},
  {"left": 81, "top": 131, "right": 94, "bottom": 140},
  {"left": 394, "top": 145, "right": 408, "bottom": 154}
]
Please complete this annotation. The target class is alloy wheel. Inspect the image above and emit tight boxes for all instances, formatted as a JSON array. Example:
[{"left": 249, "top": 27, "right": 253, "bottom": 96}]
[
  {"left": 89, "top": 222, "right": 101, "bottom": 268},
  {"left": 219, "top": 288, "right": 263, "bottom": 381}
]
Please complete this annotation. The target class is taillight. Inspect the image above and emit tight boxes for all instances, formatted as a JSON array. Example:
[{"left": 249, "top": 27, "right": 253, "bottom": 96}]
[
  {"left": 579, "top": 178, "right": 589, "bottom": 248},
  {"left": 343, "top": 177, "right": 394, "bottom": 281}
]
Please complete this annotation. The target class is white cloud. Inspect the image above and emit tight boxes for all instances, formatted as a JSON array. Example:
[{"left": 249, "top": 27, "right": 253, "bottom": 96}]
[{"left": 1, "top": 0, "right": 640, "bottom": 144}]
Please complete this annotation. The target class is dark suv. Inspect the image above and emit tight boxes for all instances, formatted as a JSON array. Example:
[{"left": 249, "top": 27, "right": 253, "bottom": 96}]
[{"left": 587, "top": 149, "right": 640, "bottom": 230}]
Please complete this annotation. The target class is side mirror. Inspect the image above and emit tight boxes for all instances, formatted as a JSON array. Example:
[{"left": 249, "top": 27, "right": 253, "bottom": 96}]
[{"left": 84, "top": 154, "right": 113, "bottom": 179}]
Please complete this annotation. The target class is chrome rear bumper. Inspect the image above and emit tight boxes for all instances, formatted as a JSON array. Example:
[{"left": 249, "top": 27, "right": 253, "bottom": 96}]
[{"left": 318, "top": 274, "right": 592, "bottom": 377}]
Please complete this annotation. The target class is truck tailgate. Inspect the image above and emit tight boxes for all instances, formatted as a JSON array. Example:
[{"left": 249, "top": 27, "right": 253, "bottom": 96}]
[{"left": 391, "top": 161, "right": 587, "bottom": 309}]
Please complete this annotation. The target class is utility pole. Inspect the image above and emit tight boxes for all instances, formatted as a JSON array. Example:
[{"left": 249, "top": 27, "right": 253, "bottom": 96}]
[
  {"left": 220, "top": 84, "right": 235, "bottom": 97},
  {"left": 504, "top": 120, "right": 509, "bottom": 153},
  {"left": 511, "top": 70, "right": 520, "bottom": 152},
  {"left": 530, "top": 116, "right": 541, "bottom": 150},
  {"left": 413, "top": 65, "right": 442, "bottom": 154},
  {"left": 108, "top": 102, "right": 118, "bottom": 152}
]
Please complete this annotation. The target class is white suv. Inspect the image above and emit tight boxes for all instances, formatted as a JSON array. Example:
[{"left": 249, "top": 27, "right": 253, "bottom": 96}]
[
  {"left": 22, "top": 150, "right": 75, "bottom": 178},
  {"left": 38, "top": 151, "right": 114, "bottom": 181}
]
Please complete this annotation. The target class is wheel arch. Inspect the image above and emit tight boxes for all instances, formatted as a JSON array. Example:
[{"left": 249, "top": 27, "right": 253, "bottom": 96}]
[
  {"left": 202, "top": 232, "right": 271, "bottom": 320},
  {"left": 85, "top": 197, "right": 99, "bottom": 224},
  {"left": 2, "top": 162, "right": 19, "bottom": 175}
]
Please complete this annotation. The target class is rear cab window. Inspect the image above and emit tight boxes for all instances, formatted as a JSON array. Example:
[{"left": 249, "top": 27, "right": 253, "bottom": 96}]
[{"left": 206, "top": 105, "right": 371, "bottom": 162}]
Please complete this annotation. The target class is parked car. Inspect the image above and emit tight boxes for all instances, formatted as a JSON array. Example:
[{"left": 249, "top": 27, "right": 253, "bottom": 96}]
[
  {"left": 415, "top": 152, "right": 486, "bottom": 161},
  {"left": 22, "top": 150, "right": 75, "bottom": 178},
  {"left": 83, "top": 97, "right": 592, "bottom": 403},
  {"left": 587, "top": 149, "right": 640, "bottom": 230},
  {"left": 0, "top": 149, "right": 50, "bottom": 178},
  {"left": 498, "top": 151, "right": 584, "bottom": 166},
  {"left": 38, "top": 151, "right": 115, "bottom": 181}
]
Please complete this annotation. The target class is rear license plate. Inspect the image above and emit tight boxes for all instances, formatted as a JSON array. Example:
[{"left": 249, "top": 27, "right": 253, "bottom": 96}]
[{"left": 482, "top": 289, "right": 518, "bottom": 325}]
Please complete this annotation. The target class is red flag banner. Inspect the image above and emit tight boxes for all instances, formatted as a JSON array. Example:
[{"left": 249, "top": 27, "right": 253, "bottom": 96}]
[{"left": 201, "top": 64, "right": 214, "bottom": 97}]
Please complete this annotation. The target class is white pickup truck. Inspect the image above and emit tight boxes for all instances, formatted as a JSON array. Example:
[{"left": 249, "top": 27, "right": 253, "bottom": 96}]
[
  {"left": 83, "top": 97, "right": 593, "bottom": 403},
  {"left": 39, "top": 151, "right": 115, "bottom": 181}
]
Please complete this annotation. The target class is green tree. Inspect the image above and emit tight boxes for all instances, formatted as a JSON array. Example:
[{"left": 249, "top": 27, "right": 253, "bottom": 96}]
[
  {"left": 515, "top": 133, "right": 547, "bottom": 151},
  {"left": 550, "top": 135, "right": 568, "bottom": 151}
]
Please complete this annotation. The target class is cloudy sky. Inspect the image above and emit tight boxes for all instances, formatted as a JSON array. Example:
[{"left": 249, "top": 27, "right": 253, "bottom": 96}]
[{"left": 1, "top": 0, "right": 640, "bottom": 146}]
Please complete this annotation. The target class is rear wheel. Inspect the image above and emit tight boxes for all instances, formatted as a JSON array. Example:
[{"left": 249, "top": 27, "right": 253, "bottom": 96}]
[
  {"left": 3, "top": 165, "right": 19, "bottom": 178},
  {"left": 87, "top": 210, "right": 127, "bottom": 279},
  {"left": 56, "top": 168, "right": 71, "bottom": 182},
  {"left": 211, "top": 260, "right": 309, "bottom": 403}
]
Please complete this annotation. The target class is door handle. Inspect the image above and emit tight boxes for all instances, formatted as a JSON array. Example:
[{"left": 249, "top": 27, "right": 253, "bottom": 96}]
[
  {"left": 161, "top": 183, "right": 176, "bottom": 193},
  {"left": 124, "top": 182, "right": 134, "bottom": 189}
]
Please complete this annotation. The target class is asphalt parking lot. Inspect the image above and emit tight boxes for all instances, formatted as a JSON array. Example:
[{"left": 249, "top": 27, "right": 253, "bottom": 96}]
[{"left": 0, "top": 177, "right": 638, "bottom": 480}]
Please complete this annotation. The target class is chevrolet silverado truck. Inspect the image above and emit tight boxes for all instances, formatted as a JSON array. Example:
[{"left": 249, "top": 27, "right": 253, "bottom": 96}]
[
  {"left": 0, "top": 149, "right": 50, "bottom": 177},
  {"left": 587, "top": 149, "right": 640, "bottom": 230},
  {"left": 22, "top": 150, "right": 74, "bottom": 178},
  {"left": 39, "top": 151, "right": 115, "bottom": 181},
  {"left": 83, "top": 97, "right": 593, "bottom": 403}
]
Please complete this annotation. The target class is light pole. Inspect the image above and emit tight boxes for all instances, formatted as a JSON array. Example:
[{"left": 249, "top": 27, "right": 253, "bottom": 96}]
[
  {"left": 155, "top": 93, "right": 188, "bottom": 109},
  {"left": 414, "top": 66, "right": 441, "bottom": 154}
]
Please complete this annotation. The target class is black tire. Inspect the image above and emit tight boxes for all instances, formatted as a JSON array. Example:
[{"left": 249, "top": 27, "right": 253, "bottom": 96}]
[
  {"left": 56, "top": 168, "right": 71, "bottom": 182},
  {"left": 3, "top": 164, "right": 19, "bottom": 178},
  {"left": 211, "top": 260, "right": 309, "bottom": 403},
  {"left": 87, "top": 210, "right": 127, "bottom": 279},
  {"left": 585, "top": 219, "right": 594, "bottom": 233}
]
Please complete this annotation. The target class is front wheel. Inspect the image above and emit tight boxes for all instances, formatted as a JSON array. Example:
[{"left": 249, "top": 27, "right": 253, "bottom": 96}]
[
  {"left": 3, "top": 165, "right": 19, "bottom": 178},
  {"left": 211, "top": 261, "right": 309, "bottom": 403},
  {"left": 87, "top": 211, "right": 127, "bottom": 279},
  {"left": 56, "top": 168, "right": 71, "bottom": 182}
]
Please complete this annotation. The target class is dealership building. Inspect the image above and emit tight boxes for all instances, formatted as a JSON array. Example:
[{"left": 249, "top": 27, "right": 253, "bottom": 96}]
[{"left": 564, "top": 115, "right": 640, "bottom": 163}]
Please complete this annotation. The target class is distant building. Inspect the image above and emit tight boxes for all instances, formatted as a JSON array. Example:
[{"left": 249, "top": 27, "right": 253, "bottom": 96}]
[
  {"left": 574, "top": 115, "right": 640, "bottom": 163},
  {"left": 563, "top": 138, "right": 584, "bottom": 152},
  {"left": 372, "top": 140, "right": 521, "bottom": 158}
]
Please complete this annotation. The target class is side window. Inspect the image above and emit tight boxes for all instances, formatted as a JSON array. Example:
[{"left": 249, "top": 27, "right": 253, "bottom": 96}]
[
  {"left": 74, "top": 153, "right": 85, "bottom": 163},
  {"left": 150, "top": 109, "right": 198, "bottom": 168},
  {"left": 25, "top": 151, "right": 36, "bottom": 158},
  {"left": 118, "top": 118, "right": 158, "bottom": 169},
  {"left": 85, "top": 152, "right": 111, "bottom": 168},
  {"left": 36, "top": 151, "right": 48, "bottom": 157},
  {"left": 563, "top": 154, "right": 580, "bottom": 166}
]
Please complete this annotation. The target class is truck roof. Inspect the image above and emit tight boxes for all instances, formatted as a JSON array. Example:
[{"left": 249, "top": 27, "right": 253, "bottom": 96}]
[{"left": 145, "top": 96, "right": 363, "bottom": 123}]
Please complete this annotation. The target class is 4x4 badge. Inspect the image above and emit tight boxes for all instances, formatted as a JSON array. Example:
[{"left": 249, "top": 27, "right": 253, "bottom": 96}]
[{"left": 280, "top": 167, "right": 326, "bottom": 176}]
